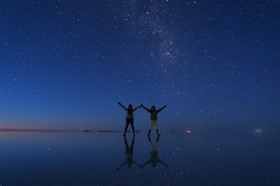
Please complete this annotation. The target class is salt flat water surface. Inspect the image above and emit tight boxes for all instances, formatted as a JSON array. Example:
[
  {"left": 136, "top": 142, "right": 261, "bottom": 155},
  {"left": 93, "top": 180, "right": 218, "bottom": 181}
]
[{"left": 0, "top": 130, "right": 279, "bottom": 186}]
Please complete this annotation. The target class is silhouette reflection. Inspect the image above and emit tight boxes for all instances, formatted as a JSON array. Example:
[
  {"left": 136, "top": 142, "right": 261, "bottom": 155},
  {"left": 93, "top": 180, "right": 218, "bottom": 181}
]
[
  {"left": 142, "top": 136, "right": 168, "bottom": 168},
  {"left": 116, "top": 136, "right": 142, "bottom": 170}
]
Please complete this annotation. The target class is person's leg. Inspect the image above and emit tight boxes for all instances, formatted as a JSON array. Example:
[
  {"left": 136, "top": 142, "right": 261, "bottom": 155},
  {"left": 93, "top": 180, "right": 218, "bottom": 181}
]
[
  {"left": 130, "top": 119, "right": 135, "bottom": 136},
  {"left": 130, "top": 135, "right": 135, "bottom": 150},
  {"left": 123, "top": 119, "right": 129, "bottom": 136},
  {"left": 149, "top": 139, "right": 153, "bottom": 151},
  {"left": 124, "top": 135, "right": 129, "bottom": 152},
  {"left": 155, "top": 120, "right": 160, "bottom": 136},
  {"left": 147, "top": 120, "right": 153, "bottom": 136}
]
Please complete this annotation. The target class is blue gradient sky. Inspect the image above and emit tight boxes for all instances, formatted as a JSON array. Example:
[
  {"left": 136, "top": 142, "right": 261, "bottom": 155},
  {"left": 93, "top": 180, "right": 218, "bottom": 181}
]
[{"left": 1, "top": 0, "right": 280, "bottom": 130}]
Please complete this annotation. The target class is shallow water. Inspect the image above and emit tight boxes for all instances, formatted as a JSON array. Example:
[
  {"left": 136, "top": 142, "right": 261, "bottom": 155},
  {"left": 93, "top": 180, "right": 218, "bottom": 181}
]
[{"left": 0, "top": 130, "right": 279, "bottom": 186}]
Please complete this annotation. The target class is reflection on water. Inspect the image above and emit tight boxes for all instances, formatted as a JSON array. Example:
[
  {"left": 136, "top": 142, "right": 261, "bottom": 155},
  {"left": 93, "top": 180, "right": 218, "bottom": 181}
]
[
  {"left": 116, "top": 136, "right": 141, "bottom": 170},
  {"left": 142, "top": 136, "right": 168, "bottom": 168},
  {"left": 116, "top": 135, "right": 169, "bottom": 171},
  {"left": 0, "top": 131, "right": 280, "bottom": 185}
]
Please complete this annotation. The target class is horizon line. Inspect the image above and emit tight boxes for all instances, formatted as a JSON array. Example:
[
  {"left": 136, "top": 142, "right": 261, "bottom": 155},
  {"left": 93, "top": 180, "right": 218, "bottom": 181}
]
[
  {"left": 0, "top": 128, "right": 123, "bottom": 133},
  {"left": 0, "top": 128, "right": 190, "bottom": 133},
  {"left": 1, "top": 128, "right": 279, "bottom": 134}
]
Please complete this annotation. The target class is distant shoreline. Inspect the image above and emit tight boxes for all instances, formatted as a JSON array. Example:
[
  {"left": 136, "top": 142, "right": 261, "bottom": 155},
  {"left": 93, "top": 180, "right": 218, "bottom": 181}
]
[
  {"left": 0, "top": 128, "right": 181, "bottom": 133},
  {"left": 0, "top": 128, "right": 146, "bottom": 133},
  {"left": 0, "top": 128, "right": 120, "bottom": 133},
  {"left": 0, "top": 128, "right": 279, "bottom": 133}
]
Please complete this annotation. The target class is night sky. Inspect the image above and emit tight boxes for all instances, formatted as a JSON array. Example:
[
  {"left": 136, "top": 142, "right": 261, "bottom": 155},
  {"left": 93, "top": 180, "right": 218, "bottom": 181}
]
[{"left": 1, "top": 0, "right": 280, "bottom": 131}]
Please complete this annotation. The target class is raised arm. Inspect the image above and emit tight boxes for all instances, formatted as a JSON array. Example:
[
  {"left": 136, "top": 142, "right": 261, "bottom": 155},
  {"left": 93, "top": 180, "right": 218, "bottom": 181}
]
[
  {"left": 133, "top": 160, "right": 143, "bottom": 168},
  {"left": 142, "top": 105, "right": 151, "bottom": 112},
  {"left": 157, "top": 105, "right": 167, "bottom": 113},
  {"left": 141, "top": 159, "right": 152, "bottom": 168},
  {"left": 157, "top": 159, "right": 168, "bottom": 167},
  {"left": 116, "top": 161, "right": 127, "bottom": 171},
  {"left": 118, "top": 102, "right": 127, "bottom": 110},
  {"left": 133, "top": 105, "right": 141, "bottom": 112}
]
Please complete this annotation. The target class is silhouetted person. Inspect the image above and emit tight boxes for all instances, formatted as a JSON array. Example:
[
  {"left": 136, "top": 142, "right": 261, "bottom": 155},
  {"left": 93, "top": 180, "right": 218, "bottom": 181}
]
[
  {"left": 142, "top": 136, "right": 168, "bottom": 168},
  {"left": 116, "top": 136, "right": 142, "bottom": 170},
  {"left": 141, "top": 105, "right": 167, "bottom": 136},
  {"left": 118, "top": 102, "right": 141, "bottom": 136}
]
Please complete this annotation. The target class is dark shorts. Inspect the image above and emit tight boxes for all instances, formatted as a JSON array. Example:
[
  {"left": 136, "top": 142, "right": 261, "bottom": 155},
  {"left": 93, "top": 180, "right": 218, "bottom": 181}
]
[{"left": 126, "top": 118, "right": 134, "bottom": 126}]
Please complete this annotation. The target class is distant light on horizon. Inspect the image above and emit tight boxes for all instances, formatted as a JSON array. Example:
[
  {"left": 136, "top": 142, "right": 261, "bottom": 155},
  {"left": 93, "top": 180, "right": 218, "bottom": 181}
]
[
  {"left": 185, "top": 130, "right": 191, "bottom": 134},
  {"left": 255, "top": 129, "right": 263, "bottom": 134}
]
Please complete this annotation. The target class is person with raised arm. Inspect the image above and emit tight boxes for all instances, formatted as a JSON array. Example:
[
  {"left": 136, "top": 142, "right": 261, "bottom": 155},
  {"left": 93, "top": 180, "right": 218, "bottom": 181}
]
[
  {"left": 118, "top": 102, "right": 141, "bottom": 136},
  {"left": 116, "top": 136, "right": 142, "bottom": 170},
  {"left": 142, "top": 136, "right": 168, "bottom": 168},
  {"left": 141, "top": 104, "right": 167, "bottom": 136}
]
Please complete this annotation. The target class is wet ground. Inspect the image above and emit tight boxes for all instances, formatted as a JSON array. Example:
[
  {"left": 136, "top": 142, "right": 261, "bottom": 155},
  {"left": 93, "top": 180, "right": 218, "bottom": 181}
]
[{"left": 0, "top": 130, "right": 279, "bottom": 185}]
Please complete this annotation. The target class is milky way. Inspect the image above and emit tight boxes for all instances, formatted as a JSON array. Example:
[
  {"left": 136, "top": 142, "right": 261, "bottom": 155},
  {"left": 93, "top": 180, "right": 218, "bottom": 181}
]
[{"left": 0, "top": 0, "right": 280, "bottom": 130}]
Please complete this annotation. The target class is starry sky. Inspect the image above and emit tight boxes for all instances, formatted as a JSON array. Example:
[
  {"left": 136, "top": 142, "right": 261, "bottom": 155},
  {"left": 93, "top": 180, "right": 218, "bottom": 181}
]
[{"left": 1, "top": 0, "right": 280, "bottom": 131}]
